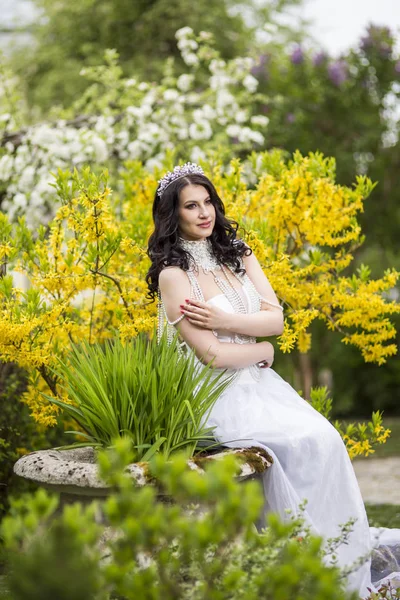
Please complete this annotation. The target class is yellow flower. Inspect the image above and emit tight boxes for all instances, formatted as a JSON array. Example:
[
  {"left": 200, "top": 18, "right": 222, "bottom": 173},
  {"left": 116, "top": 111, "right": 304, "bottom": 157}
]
[{"left": 1, "top": 155, "right": 398, "bottom": 431}]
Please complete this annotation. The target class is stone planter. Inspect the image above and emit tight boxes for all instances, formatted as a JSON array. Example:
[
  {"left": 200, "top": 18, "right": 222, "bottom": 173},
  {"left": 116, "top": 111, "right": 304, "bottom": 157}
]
[{"left": 13, "top": 445, "right": 273, "bottom": 505}]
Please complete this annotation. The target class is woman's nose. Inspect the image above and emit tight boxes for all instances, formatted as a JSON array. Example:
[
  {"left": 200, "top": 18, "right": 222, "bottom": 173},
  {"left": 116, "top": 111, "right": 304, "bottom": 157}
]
[{"left": 199, "top": 206, "right": 210, "bottom": 217}]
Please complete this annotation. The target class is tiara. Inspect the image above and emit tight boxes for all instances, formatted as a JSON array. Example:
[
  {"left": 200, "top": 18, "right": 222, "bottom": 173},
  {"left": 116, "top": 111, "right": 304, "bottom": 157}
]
[{"left": 157, "top": 162, "right": 205, "bottom": 197}]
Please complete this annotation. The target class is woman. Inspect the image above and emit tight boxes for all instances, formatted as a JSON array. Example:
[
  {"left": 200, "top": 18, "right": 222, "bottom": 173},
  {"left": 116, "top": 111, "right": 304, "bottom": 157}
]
[{"left": 146, "top": 162, "right": 400, "bottom": 598}]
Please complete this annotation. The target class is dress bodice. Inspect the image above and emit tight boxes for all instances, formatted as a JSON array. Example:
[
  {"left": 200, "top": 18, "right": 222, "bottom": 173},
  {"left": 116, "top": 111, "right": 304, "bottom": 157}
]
[
  {"left": 205, "top": 283, "right": 252, "bottom": 343},
  {"left": 156, "top": 253, "right": 283, "bottom": 386}
]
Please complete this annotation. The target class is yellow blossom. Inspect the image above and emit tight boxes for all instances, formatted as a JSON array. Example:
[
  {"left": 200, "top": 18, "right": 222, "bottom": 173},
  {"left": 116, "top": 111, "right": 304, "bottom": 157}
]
[{"left": 0, "top": 153, "right": 398, "bottom": 453}]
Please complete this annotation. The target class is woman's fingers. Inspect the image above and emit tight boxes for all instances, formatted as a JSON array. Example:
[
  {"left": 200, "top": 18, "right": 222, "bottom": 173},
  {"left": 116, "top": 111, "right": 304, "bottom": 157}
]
[
  {"left": 180, "top": 299, "right": 226, "bottom": 330},
  {"left": 180, "top": 299, "right": 209, "bottom": 324}
]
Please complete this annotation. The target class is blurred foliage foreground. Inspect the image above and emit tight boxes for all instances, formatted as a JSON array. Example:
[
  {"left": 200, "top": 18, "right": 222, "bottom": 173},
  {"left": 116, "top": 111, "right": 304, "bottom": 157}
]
[
  {"left": 0, "top": 150, "right": 399, "bottom": 462},
  {"left": 2, "top": 438, "right": 397, "bottom": 600}
]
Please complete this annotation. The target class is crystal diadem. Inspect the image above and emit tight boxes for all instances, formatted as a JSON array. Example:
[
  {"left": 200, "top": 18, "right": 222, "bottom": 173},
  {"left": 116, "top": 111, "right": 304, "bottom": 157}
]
[{"left": 157, "top": 162, "right": 204, "bottom": 197}]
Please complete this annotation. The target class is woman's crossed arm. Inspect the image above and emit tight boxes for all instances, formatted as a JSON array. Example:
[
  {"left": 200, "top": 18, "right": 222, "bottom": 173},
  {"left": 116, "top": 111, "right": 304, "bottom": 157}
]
[{"left": 159, "top": 267, "right": 275, "bottom": 370}]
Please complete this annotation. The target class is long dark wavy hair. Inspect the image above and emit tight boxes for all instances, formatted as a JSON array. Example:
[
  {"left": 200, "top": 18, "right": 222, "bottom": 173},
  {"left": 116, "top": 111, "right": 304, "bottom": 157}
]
[{"left": 145, "top": 172, "right": 252, "bottom": 302}]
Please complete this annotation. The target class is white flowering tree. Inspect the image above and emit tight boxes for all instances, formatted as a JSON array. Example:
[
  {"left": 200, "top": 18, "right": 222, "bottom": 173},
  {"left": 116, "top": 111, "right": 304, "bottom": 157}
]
[{"left": 0, "top": 28, "right": 270, "bottom": 225}]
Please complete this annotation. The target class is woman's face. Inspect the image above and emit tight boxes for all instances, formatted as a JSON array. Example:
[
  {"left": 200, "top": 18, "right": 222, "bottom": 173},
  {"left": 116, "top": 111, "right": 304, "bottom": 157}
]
[{"left": 177, "top": 184, "right": 216, "bottom": 241}]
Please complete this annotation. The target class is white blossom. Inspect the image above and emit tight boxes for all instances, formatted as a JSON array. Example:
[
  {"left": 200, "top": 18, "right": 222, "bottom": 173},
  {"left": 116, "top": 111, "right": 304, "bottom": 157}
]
[
  {"left": 177, "top": 74, "right": 194, "bottom": 92},
  {"left": 0, "top": 26, "right": 270, "bottom": 226},
  {"left": 175, "top": 27, "right": 194, "bottom": 40},
  {"left": 30, "top": 125, "right": 58, "bottom": 147},
  {"left": 94, "top": 115, "right": 114, "bottom": 135},
  {"left": 127, "top": 140, "right": 144, "bottom": 159},
  {"left": 30, "top": 191, "right": 43, "bottom": 207},
  {"left": 209, "top": 59, "right": 226, "bottom": 74},
  {"left": 18, "top": 166, "right": 35, "bottom": 191},
  {"left": 243, "top": 74, "right": 259, "bottom": 93},
  {"left": 190, "top": 145, "right": 206, "bottom": 162},
  {"left": 209, "top": 74, "right": 232, "bottom": 90},
  {"left": 235, "top": 110, "right": 248, "bottom": 124},
  {"left": 250, "top": 115, "right": 270, "bottom": 127},
  {"left": 177, "top": 127, "right": 189, "bottom": 140},
  {"left": 184, "top": 93, "right": 199, "bottom": 105},
  {"left": 145, "top": 155, "right": 164, "bottom": 171},
  {"left": 189, "top": 120, "right": 213, "bottom": 140},
  {"left": 226, "top": 125, "right": 241, "bottom": 138},
  {"left": 138, "top": 123, "right": 161, "bottom": 144},
  {"left": 35, "top": 178, "right": 52, "bottom": 195},
  {"left": 233, "top": 57, "right": 254, "bottom": 72},
  {"left": 215, "top": 89, "right": 236, "bottom": 110},
  {"left": 13, "top": 193, "right": 27, "bottom": 208},
  {"left": 127, "top": 104, "right": 152, "bottom": 120},
  {"left": 238, "top": 127, "right": 264, "bottom": 145},
  {"left": 163, "top": 89, "right": 180, "bottom": 102},
  {"left": 125, "top": 78, "right": 137, "bottom": 87},
  {"left": 195, "top": 105, "right": 216, "bottom": 120},
  {"left": 91, "top": 137, "right": 108, "bottom": 162},
  {"left": 116, "top": 130, "right": 129, "bottom": 145},
  {"left": 0, "top": 155, "right": 14, "bottom": 180},
  {"left": 183, "top": 53, "right": 199, "bottom": 67},
  {"left": 177, "top": 39, "right": 198, "bottom": 51}
]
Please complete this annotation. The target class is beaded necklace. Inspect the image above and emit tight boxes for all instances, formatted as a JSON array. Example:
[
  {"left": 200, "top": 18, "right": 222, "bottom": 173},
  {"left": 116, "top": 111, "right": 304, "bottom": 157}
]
[{"left": 179, "top": 237, "right": 256, "bottom": 334}]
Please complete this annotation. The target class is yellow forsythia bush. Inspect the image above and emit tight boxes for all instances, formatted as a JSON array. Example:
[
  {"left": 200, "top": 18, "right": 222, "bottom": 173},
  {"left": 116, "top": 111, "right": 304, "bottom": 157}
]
[{"left": 0, "top": 150, "right": 398, "bottom": 457}]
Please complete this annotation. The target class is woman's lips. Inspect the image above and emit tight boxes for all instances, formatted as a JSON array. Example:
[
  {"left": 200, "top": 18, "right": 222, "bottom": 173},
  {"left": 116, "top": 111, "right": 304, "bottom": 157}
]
[{"left": 198, "top": 221, "right": 212, "bottom": 228}]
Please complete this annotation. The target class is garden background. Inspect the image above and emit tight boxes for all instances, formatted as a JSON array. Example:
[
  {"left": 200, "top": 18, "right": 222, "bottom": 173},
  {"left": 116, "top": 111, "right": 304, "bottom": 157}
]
[{"left": 1, "top": 0, "right": 400, "bottom": 597}]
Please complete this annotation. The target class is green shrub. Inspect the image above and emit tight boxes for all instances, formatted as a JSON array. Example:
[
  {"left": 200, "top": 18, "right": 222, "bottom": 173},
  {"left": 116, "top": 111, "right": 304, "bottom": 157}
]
[
  {"left": 0, "top": 362, "right": 67, "bottom": 521},
  {"left": 1, "top": 438, "right": 361, "bottom": 600}
]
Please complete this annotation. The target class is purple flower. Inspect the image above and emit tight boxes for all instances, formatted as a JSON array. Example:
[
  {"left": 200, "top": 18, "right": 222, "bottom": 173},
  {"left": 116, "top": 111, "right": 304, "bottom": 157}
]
[
  {"left": 251, "top": 53, "right": 269, "bottom": 78},
  {"left": 291, "top": 46, "right": 304, "bottom": 65},
  {"left": 395, "top": 60, "right": 400, "bottom": 74},
  {"left": 360, "top": 34, "right": 372, "bottom": 52},
  {"left": 286, "top": 113, "right": 296, "bottom": 124},
  {"left": 360, "top": 24, "right": 394, "bottom": 58},
  {"left": 328, "top": 60, "right": 348, "bottom": 86},
  {"left": 379, "top": 42, "right": 392, "bottom": 59},
  {"left": 313, "top": 51, "right": 327, "bottom": 67}
]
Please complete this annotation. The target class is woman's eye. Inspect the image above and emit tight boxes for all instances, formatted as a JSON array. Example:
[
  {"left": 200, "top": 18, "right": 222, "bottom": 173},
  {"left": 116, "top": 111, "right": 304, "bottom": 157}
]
[{"left": 186, "top": 199, "right": 211, "bottom": 209}]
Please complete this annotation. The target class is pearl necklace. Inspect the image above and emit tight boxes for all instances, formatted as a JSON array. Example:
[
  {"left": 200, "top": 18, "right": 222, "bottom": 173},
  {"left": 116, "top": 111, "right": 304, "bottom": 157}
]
[
  {"left": 178, "top": 236, "right": 252, "bottom": 325},
  {"left": 179, "top": 236, "right": 221, "bottom": 274}
]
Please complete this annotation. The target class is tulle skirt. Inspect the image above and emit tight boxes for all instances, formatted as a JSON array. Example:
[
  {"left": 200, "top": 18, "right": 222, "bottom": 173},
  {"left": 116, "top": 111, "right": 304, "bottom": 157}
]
[{"left": 205, "top": 366, "right": 400, "bottom": 598}]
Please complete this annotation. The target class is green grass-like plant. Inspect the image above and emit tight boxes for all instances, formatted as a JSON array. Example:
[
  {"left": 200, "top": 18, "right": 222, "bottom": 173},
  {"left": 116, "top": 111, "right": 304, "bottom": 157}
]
[{"left": 46, "top": 329, "right": 233, "bottom": 461}]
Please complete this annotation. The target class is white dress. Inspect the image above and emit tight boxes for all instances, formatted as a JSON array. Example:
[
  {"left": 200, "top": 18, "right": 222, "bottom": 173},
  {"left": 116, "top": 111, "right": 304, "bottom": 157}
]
[{"left": 178, "top": 280, "right": 400, "bottom": 598}]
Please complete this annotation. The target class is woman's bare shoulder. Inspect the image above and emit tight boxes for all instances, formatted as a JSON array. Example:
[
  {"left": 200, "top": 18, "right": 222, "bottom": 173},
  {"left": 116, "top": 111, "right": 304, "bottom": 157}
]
[
  {"left": 158, "top": 266, "right": 187, "bottom": 288},
  {"left": 158, "top": 267, "right": 191, "bottom": 307}
]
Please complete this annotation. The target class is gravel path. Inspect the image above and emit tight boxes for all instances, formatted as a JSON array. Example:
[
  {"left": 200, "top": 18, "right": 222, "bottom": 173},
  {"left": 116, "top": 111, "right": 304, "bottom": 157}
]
[{"left": 353, "top": 456, "right": 400, "bottom": 505}]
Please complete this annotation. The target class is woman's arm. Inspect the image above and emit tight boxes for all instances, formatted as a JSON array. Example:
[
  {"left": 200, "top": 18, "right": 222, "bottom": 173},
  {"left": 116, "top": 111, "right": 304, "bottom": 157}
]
[
  {"left": 180, "top": 252, "right": 284, "bottom": 338},
  {"left": 224, "top": 250, "right": 284, "bottom": 336},
  {"left": 159, "top": 267, "right": 274, "bottom": 369}
]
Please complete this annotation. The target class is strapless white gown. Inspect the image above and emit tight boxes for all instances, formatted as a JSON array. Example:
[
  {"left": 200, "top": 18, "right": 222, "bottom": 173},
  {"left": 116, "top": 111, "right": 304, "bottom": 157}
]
[{"left": 186, "top": 286, "right": 400, "bottom": 598}]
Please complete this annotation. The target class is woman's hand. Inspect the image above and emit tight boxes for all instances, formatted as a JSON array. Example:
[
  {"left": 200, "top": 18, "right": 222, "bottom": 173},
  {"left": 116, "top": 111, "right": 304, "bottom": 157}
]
[{"left": 179, "top": 298, "right": 229, "bottom": 331}]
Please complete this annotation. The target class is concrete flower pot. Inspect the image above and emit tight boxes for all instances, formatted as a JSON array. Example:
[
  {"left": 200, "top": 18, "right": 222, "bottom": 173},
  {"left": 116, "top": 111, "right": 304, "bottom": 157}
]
[{"left": 13, "top": 445, "right": 273, "bottom": 505}]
